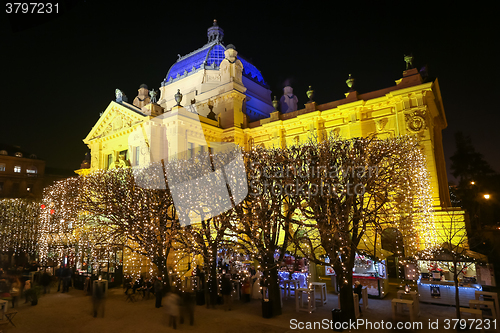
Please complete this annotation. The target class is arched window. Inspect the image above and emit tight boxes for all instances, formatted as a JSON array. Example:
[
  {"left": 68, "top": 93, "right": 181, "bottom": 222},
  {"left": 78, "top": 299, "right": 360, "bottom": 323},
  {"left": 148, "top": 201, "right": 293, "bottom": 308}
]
[
  {"left": 15, "top": 152, "right": 23, "bottom": 157},
  {"left": 0, "top": 150, "right": 7, "bottom": 155}
]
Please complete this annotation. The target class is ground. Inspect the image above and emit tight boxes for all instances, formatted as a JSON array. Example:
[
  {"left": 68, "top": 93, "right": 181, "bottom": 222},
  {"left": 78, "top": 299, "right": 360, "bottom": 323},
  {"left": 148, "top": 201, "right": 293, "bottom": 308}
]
[{"left": 0, "top": 282, "right": 496, "bottom": 333}]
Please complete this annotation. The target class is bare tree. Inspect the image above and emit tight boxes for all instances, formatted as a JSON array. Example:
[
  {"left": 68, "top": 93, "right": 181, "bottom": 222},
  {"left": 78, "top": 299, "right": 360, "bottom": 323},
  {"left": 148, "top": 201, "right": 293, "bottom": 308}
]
[
  {"left": 290, "top": 134, "right": 433, "bottom": 320},
  {"left": 78, "top": 167, "right": 179, "bottom": 287},
  {"left": 229, "top": 145, "right": 300, "bottom": 316},
  {"left": 432, "top": 209, "right": 484, "bottom": 320},
  {"left": 0, "top": 198, "right": 39, "bottom": 261},
  {"left": 176, "top": 211, "right": 233, "bottom": 307}
]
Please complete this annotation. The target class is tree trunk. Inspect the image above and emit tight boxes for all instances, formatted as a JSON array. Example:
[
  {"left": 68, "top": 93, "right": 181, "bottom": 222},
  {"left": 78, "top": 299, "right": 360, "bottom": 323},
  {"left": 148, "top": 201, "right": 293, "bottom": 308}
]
[
  {"left": 268, "top": 265, "right": 282, "bottom": 316},
  {"left": 154, "top": 256, "right": 171, "bottom": 293},
  {"left": 206, "top": 261, "right": 218, "bottom": 308},
  {"left": 336, "top": 262, "right": 355, "bottom": 321},
  {"left": 338, "top": 281, "right": 356, "bottom": 320},
  {"left": 454, "top": 262, "right": 461, "bottom": 320}
]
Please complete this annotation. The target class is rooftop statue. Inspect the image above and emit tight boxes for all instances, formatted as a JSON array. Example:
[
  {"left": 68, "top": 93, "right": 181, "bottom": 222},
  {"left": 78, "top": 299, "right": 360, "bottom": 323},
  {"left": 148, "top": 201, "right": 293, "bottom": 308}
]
[
  {"left": 280, "top": 86, "right": 298, "bottom": 113},
  {"left": 149, "top": 89, "right": 157, "bottom": 103}
]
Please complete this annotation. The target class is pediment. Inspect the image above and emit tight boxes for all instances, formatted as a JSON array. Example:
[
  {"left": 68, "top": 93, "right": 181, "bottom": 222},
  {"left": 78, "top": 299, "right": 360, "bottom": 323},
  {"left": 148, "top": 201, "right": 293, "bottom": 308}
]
[{"left": 84, "top": 101, "right": 149, "bottom": 143}]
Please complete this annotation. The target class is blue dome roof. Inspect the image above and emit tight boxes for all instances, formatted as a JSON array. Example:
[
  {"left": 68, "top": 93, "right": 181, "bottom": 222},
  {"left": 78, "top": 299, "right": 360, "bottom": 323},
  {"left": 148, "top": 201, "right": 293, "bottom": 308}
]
[{"left": 162, "top": 42, "right": 268, "bottom": 88}]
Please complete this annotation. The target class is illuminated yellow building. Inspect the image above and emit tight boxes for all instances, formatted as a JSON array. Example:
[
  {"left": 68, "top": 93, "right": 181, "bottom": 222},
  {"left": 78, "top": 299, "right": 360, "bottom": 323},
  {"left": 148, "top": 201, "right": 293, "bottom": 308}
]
[{"left": 82, "top": 21, "right": 466, "bottom": 277}]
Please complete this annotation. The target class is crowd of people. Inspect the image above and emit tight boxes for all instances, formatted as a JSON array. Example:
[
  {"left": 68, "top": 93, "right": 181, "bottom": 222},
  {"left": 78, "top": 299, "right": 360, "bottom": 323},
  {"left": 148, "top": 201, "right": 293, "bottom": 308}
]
[{"left": 0, "top": 256, "right": 278, "bottom": 330}]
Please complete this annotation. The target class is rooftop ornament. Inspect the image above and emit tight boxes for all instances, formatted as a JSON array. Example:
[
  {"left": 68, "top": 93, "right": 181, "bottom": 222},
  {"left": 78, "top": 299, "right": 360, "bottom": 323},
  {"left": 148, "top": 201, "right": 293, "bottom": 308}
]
[
  {"left": 272, "top": 96, "right": 278, "bottom": 111},
  {"left": 174, "top": 89, "right": 183, "bottom": 107},
  {"left": 306, "top": 86, "right": 314, "bottom": 103},
  {"left": 346, "top": 74, "right": 355, "bottom": 92},
  {"left": 207, "top": 19, "right": 224, "bottom": 43},
  {"left": 404, "top": 53, "right": 414, "bottom": 70}
]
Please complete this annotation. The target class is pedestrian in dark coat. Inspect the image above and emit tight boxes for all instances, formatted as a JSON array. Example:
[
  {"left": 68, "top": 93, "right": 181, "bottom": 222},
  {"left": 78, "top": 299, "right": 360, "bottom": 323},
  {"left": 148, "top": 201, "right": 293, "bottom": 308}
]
[
  {"left": 56, "top": 265, "right": 64, "bottom": 292},
  {"left": 93, "top": 282, "right": 105, "bottom": 317},
  {"left": 221, "top": 273, "right": 232, "bottom": 311},
  {"left": 180, "top": 292, "right": 195, "bottom": 325},
  {"left": 154, "top": 277, "right": 163, "bottom": 308},
  {"left": 41, "top": 271, "right": 51, "bottom": 294}
]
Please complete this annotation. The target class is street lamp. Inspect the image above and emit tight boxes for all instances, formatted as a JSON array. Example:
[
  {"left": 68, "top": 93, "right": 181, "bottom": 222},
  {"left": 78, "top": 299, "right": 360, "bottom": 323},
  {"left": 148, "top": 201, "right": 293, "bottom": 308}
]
[{"left": 483, "top": 194, "right": 491, "bottom": 200}]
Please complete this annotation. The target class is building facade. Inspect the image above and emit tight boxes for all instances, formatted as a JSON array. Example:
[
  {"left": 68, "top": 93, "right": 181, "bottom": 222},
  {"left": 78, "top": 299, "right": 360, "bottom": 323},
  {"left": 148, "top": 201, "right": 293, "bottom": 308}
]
[
  {"left": 0, "top": 144, "right": 45, "bottom": 199},
  {"left": 81, "top": 21, "right": 466, "bottom": 276}
]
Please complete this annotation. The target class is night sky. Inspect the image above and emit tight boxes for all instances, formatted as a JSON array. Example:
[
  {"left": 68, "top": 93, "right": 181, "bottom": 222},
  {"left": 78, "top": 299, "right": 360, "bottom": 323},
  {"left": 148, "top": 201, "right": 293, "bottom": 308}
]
[{"left": 1, "top": 1, "right": 497, "bottom": 182}]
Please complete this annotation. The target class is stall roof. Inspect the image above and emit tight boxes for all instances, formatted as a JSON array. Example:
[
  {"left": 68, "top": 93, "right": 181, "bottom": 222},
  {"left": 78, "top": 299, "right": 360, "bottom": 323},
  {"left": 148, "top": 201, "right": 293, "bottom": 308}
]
[{"left": 418, "top": 243, "right": 488, "bottom": 262}]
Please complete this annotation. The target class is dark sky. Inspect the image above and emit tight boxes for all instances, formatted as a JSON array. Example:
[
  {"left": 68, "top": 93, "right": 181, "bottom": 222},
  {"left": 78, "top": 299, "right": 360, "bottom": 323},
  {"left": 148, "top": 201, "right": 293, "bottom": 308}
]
[{"left": 1, "top": 1, "right": 497, "bottom": 183}]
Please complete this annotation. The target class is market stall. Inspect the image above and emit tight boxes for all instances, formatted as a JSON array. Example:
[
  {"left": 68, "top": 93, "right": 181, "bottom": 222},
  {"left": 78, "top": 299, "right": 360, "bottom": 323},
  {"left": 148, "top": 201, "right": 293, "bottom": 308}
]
[
  {"left": 326, "top": 253, "right": 388, "bottom": 298},
  {"left": 417, "top": 260, "right": 482, "bottom": 306}
]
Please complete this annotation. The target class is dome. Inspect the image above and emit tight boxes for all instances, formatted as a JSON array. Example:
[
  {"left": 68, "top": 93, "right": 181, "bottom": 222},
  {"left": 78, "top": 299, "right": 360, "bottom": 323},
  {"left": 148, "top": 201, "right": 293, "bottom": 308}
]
[{"left": 162, "top": 23, "right": 268, "bottom": 88}]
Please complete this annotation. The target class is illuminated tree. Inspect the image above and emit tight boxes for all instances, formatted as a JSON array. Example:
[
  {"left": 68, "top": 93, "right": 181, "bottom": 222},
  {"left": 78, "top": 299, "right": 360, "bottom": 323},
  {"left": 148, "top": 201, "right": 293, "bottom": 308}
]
[
  {"left": 0, "top": 198, "right": 39, "bottom": 260},
  {"left": 173, "top": 147, "right": 244, "bottom": 306},
  {"left": 290, "top": 135, "right": 434, "bottom": 320},
  {"left": 39, "top": 177, "right": 81, "bottom": 267},
  {"left": 78, "top": 167, "right": 179, "bottom": 287},
  {"left": 176, "top": 212, "right": 233, "bottom": 307},
  {"left": 230, "top": 145, "right": 301, "bottom": 316},
  {"left": 432, "top": 210, "right": 483, "bottom": 321}
]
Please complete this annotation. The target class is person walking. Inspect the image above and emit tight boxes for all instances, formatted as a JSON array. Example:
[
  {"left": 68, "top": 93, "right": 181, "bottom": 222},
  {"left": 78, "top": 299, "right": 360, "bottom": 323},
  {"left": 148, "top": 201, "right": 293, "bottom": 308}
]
[
  {"left": 93, "top": 282, "right": 105, "bottom": 317},
  {"left": 242, "top": 278, "right": 251, "bottom": 303},
  {"left": 180, "top": 291, "right": 195, "bottom": 326},
  {"left": 56, "top": 265, "right": 64, "bottom": 292},
  {"left": 10, "top": 276, "right": 21, "bottom": 307},
  {"left": 62, "top": 265, "right": 71, "bottom": 293},
  {"left": 154, "top": 276, "right": 163, "bottom": 308},
  {"left": 221, "top": 273, "right": 232, "bottom": 311},
  {"left": 353, "top": 281, "right": 363, "bottom": 315},
  {"left": 23, "top": 279, "right": 31, "bottom": 303},
  {"left": 165, "top": 290, "right": 180, "bottom": 329},
  {"left": 41, "top": 271, "right": 51, "bottom": 294}
]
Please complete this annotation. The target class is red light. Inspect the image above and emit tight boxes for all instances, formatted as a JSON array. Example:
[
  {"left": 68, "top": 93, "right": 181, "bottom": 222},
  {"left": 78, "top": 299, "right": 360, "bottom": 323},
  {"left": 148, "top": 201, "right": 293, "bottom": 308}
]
[
  {"left": 50, "top": 209, "right": 55, "bottom": 214},
  {"left": 41, "top": 204, "right": 46, "bottom": 209}
]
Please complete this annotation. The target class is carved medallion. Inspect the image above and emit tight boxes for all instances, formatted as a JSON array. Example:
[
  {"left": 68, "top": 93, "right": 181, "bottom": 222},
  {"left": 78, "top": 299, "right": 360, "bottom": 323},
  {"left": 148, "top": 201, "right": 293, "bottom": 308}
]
[{"left": 405, "top": 111, "right": 426, "bottom": 133}]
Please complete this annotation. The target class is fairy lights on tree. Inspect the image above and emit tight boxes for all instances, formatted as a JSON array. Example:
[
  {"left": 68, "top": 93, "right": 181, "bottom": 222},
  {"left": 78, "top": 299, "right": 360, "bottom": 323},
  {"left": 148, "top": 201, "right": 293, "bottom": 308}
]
[
  {"left": 36, "top": 133, "right": 436, "bottom": 322},
  {"left": 288, "top": 134, "right": 435, "bottom": 320},
  {"left": 229, "top": 144, "right": 302, "bottom": 316},
  {"left": 0, "top": 198, "right": 39, "bottom": 256},
  {"left": 78, "top": 167, "right": 179, "bottom": 286}
]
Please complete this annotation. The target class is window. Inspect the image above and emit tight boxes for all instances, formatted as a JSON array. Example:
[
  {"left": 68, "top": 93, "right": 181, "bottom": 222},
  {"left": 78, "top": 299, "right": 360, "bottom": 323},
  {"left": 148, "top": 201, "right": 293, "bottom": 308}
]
[
  {"left": 188, "top": 142, "right": 195, "bottom": 159},
  {"left": 0, "top": 163, "right": 5, "bottom": 172},
  {"left": 0, "top": 150, "right": 7, "bottom": 155},
  {"left": 15, "top": 152, "right": 22, "bottom": 158},
  {"left": 134, "top": 146, "right": 140, "bottom": 166},
  {"left": 26, "top": 166, "right": 37, "bottom": 174},
  {"left": 107, "top": 154, "right": 113, "bottom": 169},
  {"left": 14, "top": 165, "right": 21, "bottom": 173},
  {"left": 119, "top": 149, "right": 129, "bottom": 160}
]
